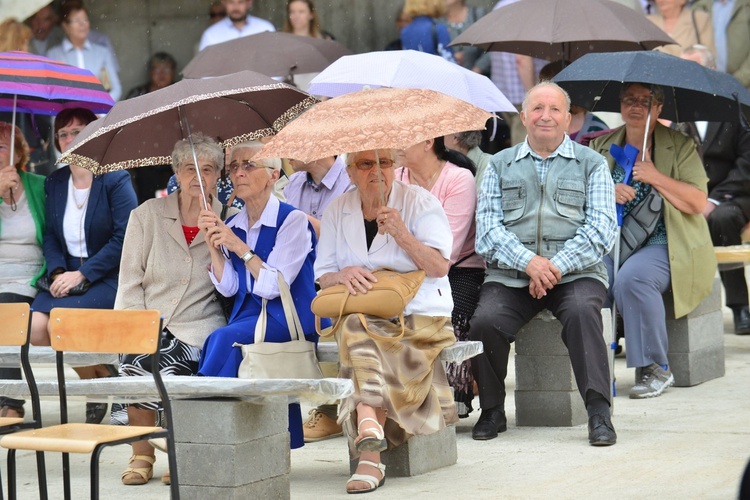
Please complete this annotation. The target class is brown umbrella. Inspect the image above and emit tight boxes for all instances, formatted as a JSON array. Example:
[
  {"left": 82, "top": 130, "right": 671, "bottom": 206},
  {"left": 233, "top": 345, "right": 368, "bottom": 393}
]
[
  {"left": 254, "top": 87, "right": 492, "bottom": 164},
  {"left": 450, "top": 0, "right": 676, "bottom": 61},
  {"left": 60, "top": 70, "right": 317, "bottom": 174},
  {"left": 182, "top": 32, "right": 352, "bottom": 81}
]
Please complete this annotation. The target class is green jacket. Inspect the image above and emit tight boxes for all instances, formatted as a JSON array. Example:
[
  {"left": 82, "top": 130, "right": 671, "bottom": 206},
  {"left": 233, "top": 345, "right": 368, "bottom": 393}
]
[
  {"left": 0, "top": 169, "right": 47, "bottom": 285},
  {"left": 694, "top": 0, "right": 750, "bottom": 88},
  {"left": 590, "top": 124, "right": 716, "bottom": 318}
]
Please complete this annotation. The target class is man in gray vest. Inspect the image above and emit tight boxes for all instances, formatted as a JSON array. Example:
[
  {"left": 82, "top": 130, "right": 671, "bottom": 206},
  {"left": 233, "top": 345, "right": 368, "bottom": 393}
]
[{"left": 469, "top": 82, "right": 618, "bottom": 446}]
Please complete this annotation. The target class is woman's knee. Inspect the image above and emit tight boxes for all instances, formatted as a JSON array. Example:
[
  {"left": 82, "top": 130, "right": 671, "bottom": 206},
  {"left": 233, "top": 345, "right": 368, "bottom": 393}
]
[{"left": 30, "top": 312, "right": 51, "bottom": 346}]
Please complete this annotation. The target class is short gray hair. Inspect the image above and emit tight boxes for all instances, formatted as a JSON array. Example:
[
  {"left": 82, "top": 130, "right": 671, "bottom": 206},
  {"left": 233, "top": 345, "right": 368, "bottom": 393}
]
[
  {"left": 171, "top": 132, "right": 223, "bottom": 174},
  {"left": 452, "top": 131, "right": 483, "bottom": 150},
  {"left": 231, "top": 141, "right": 282, "bottom": 171},
  {"left": 682, "top": 44, "right": 716, "bottom": 69},
  {"left": 342, "top": 149, "right": 397, "bottom": 167},
  {"left": 522, "top": 81, "right": 571, "bottom": 114}
]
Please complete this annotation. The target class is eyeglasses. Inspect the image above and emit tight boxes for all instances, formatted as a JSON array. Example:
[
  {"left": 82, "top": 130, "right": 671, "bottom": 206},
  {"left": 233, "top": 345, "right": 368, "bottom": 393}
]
[
  {"left": 351, "top": 158, "right": 395, "bottom": 171},
  {"left": 620, "top": 97, "right": 656, "bottom": 108},
  {"left": 56, "top": 129, "right": 83, "bottom": 140},
  {"left": 228, "top": 160, "right": 263, "bottom": 173}
]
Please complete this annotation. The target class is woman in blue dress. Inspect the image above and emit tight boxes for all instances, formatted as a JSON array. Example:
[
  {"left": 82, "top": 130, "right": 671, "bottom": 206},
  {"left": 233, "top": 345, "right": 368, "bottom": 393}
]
[
  {"left": 197, "top": 141, "right": 326, "bottom": 449},
  {"left": 30, "top": 108, "right": 138, "bottom": 423}
]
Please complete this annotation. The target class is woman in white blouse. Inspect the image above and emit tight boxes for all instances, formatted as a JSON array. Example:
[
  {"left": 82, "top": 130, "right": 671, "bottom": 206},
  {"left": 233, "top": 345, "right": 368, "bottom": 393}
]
[
  {"left": 46, "top": 3, "right": 121, "bottom": 101},
  {"left": 314, "top": 148, "right": 458, "bottom": 494},
  {"left": 197, "top": 141, "right": 321, "bottom": 450}
]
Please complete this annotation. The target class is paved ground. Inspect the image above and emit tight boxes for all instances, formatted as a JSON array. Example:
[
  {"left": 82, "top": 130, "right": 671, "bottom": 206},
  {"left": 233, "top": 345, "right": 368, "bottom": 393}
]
[{"left": 6, "top": 307, "right": 749, "bottom": 499}]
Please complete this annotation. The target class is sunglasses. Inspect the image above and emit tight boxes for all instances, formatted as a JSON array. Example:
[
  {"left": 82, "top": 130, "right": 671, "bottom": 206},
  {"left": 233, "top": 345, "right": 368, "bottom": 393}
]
[{"left": 351, "top": 158, "right": 395, "bottom": 171}]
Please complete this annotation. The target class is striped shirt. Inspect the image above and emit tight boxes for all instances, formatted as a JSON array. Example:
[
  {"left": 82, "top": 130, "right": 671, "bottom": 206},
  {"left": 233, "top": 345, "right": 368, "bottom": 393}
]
[{"left": 476, "top": 135, "right": 616, "bottom": 277}]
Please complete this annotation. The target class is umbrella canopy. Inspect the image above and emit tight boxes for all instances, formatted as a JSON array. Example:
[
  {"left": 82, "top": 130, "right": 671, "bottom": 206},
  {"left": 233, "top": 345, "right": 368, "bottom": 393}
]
[
  {"left": 0, "top": 0, "right": 50, "bottom": 23},
  {"left": 254, "top": 87, "right": 492, "bottom": 163},
  {"left": 60, "top": 70, "right": 318, "bottom": 174},
  {"left": 552, "top": 51, "right": 750, "bottom": 123},
  {"left": 182, "top": 32, "right": 351, "bottom": 79},
  {"left": 307, "top": 50, "right": 515, "bottom": 113},
  {"left": 450, "top": 0, "right": 675, "bottom": 61},
  {"left": 0, "top": 51, "right": 114, "bottom": 115}
]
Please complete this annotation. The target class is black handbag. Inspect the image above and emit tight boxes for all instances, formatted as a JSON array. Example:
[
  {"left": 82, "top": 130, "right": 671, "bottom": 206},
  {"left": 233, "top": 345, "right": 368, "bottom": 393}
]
[
  {"left": 35, "top": 275, "right": 91, "bottom": 295},
  {"left": 618, "top": 186, "right": 664, "bottom": 266}
]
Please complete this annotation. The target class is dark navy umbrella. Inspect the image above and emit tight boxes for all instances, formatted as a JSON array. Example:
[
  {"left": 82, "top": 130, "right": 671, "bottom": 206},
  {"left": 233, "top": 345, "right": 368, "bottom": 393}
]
[{"left": 553, "top": 51, "right": 750, "bottom": 123}]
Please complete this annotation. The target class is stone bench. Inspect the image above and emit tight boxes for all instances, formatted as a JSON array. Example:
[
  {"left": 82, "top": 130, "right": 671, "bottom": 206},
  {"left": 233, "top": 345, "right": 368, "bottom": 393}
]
[
  {"left": 0, "top": 346, "right": 118, "bottom": 368},
  {"left": 514, "top": 277, "right": 725, "bottom": 427},
  {"left": 1, "top": 375, "right": 352, "bottom": 500},
  {"left": 663, "top": 277, "right": 725, "bottom": 387},
  {"left": 514, "top": 309, "right": 612, "bottom": 427},
  {"left": 317, "top": 340, "right": 484, "bottom": 477}
]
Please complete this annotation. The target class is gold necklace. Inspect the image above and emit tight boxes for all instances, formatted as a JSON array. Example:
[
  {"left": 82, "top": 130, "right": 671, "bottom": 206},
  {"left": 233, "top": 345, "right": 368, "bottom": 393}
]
[
  {"left": 70, "top": 180, "right": 91, "bottom": 209},
  {"left": 415, "top": 163, "right": 444, "bottom": 191}
]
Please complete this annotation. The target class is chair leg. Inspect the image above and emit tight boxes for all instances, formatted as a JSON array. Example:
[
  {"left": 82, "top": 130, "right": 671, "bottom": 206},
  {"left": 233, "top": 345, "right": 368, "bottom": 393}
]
[
  {"left": 62, "top": 452, "right": 71, "bottom": 500},
  {"left": 167, "top": 440, "right": 180, "bottom": 500},
  {"left": 90, "top": 445, "right": 105, "bottom": 500},
  {"left": 34, "top": 451, "right": 47, "bottom": 500},
  {"left": 7, "top": 449, "right": 17, "bottom": 500}
]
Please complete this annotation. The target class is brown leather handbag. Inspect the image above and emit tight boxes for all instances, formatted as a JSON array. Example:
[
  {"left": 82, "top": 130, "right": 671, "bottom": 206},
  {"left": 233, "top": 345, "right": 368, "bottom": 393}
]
[{"left": 312, "top": 268, "right": 425, "bottom": 341}]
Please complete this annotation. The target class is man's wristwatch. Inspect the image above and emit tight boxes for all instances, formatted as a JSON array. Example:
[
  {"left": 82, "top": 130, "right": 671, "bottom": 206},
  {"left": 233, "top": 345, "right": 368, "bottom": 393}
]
[{"left": 240, "top": 250, "right": 255, "bottom": 263}]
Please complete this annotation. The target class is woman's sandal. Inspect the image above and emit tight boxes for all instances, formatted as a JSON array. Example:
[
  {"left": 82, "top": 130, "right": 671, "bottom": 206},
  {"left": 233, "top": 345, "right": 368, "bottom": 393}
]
[
  {"left": 161, "top": 470, "right": 170, "bottom": 485},
  {"left": 355, "top": 417, "right": 387, "bottom": 453},
  {"left": 347, "top": 460, "right": 386, "bottom": 494},
  {"left": 121, "top": 454, "right": 155, "bottom": 485}
]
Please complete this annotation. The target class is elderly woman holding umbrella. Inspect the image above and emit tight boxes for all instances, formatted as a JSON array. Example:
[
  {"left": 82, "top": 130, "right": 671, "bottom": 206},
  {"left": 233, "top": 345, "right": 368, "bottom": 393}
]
[
  {"left": 0, "top": 122, "right": 45, "bottom": 419},
  {"left": 589, "top": 82, "right": 715, "bottom": 400},
  {"left": 315, "top": 148, "right": 458, "bottom": 494},
  {"left": 115, "top": 133, "right": 232, "bottom": 485},
  {"left": 196, "top": 141, "right": 322, "bottom": 450}
]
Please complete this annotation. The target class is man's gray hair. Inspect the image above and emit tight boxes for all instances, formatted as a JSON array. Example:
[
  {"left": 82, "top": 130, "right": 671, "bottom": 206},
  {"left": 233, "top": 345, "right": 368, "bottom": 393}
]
[
  {"left": 521, "top": 81, "right": 571, "bottom": 114},
  {"left": 231, "top": 141, "right": 282, "bottom": 171},
  {"left": 171, "top": 132, "right": 223, "bottom": 174}
]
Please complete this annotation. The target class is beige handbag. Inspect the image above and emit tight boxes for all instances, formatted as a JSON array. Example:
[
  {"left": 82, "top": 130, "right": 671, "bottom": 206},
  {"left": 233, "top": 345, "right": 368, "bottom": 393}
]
[
  {"left": 311, "top": 268, "right": 426, "bottom": 341},
  {"left": 234, "top": 272, "right": 323, "bottom": 380}
]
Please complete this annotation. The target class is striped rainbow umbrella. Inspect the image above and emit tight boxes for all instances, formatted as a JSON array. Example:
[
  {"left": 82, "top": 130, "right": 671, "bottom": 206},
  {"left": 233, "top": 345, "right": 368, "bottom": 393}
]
[
  {"left": 0, "top": 51, "right": 114, "bottom": 115},
  {"left": 0, "top": 51, "right": 114, "bottom": 210}
]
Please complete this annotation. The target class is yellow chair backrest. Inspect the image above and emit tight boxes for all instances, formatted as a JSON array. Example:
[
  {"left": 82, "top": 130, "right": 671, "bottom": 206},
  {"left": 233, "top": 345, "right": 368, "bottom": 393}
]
[
  {"left": 49, "top": 308, "right": 162, "bottom": 354},
  {"left": 0, "top": 303, "right": 31, "bottom": 347}
]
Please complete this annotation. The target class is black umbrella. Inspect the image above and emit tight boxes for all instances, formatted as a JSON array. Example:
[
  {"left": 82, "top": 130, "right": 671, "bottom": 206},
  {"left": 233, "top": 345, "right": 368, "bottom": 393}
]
[{"left": 552, "top": 51, "right": 750, "bottom": 123}]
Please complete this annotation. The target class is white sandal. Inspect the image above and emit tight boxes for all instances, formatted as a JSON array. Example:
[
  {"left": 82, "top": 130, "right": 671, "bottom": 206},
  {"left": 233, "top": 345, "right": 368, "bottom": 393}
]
[
  {"left": 346, "top": 460, "right": 386, "bottom": 494},
  {"left": 355, "top": 417, "right": 387, "bottom": 452}
]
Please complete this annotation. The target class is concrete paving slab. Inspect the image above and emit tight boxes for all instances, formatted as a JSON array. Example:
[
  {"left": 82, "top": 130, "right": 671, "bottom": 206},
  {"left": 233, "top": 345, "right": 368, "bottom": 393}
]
[{"left": 5, "top": 306, "right": 749, "bottom": 499}]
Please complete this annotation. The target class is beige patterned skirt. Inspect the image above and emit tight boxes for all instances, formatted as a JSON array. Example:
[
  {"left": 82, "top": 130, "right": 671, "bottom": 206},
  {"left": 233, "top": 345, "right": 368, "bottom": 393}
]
[{"left": 335, "top": 313, "right": 458, "bottom": 457}]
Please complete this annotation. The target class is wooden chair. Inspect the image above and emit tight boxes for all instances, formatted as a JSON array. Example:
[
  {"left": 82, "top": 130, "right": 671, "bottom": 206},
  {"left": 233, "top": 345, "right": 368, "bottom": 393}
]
[
  {"left": 0, "top": 303, "right": 46, "bottom": 500},
  {"left": 0, "top": 308, "right": 179, "bottom": 500}
]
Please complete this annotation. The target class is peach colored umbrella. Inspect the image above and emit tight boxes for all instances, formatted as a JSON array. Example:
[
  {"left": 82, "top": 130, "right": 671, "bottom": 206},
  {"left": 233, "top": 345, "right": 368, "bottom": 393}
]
[{"left": 254, "top": 87, "right": 493, "bottom": 163}]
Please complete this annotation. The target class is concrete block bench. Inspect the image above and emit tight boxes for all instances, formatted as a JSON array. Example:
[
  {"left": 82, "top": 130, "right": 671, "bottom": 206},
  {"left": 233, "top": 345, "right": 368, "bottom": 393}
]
[
  {"left": 319, "top": 340, "right": 483, "bottom": 477},
  {"left": 514, "top": 310, "right": 612, "bottom": 427},
  {"left": 0, "top": 375, "right": 353, "bottom": 500},
  {"left": 663, "top": 277, "right": 725, "bottom": 387}
]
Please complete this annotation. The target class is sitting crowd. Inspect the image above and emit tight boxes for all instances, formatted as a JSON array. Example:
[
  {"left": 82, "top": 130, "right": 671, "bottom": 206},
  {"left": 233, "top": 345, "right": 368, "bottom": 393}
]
[{"left": 0, "top": 76, "right": 735, "bottom": 494}]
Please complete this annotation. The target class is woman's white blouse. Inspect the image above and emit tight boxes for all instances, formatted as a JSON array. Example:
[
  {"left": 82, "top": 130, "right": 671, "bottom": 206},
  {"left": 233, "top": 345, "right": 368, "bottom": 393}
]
[{"left": 315, "top": 180, "right": 454, "bottom": 317}]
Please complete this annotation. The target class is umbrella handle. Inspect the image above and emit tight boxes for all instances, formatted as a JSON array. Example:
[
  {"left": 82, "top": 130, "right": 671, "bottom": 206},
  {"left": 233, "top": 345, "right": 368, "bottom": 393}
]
[{"left": 179, "top": 106, "right": 210, "bottom": 211}]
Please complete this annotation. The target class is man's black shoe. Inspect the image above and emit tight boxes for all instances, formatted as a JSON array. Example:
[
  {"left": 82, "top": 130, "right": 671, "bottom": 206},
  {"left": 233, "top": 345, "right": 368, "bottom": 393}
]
[
  {"left": 471, "top": 406, "right": 507, "bottom": 440},
  {"left": 588, "top": 414, "right": 616, "bottom": 446},
  {"left": 734, "top": 306, "right": 750, "bottom": 335}
]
